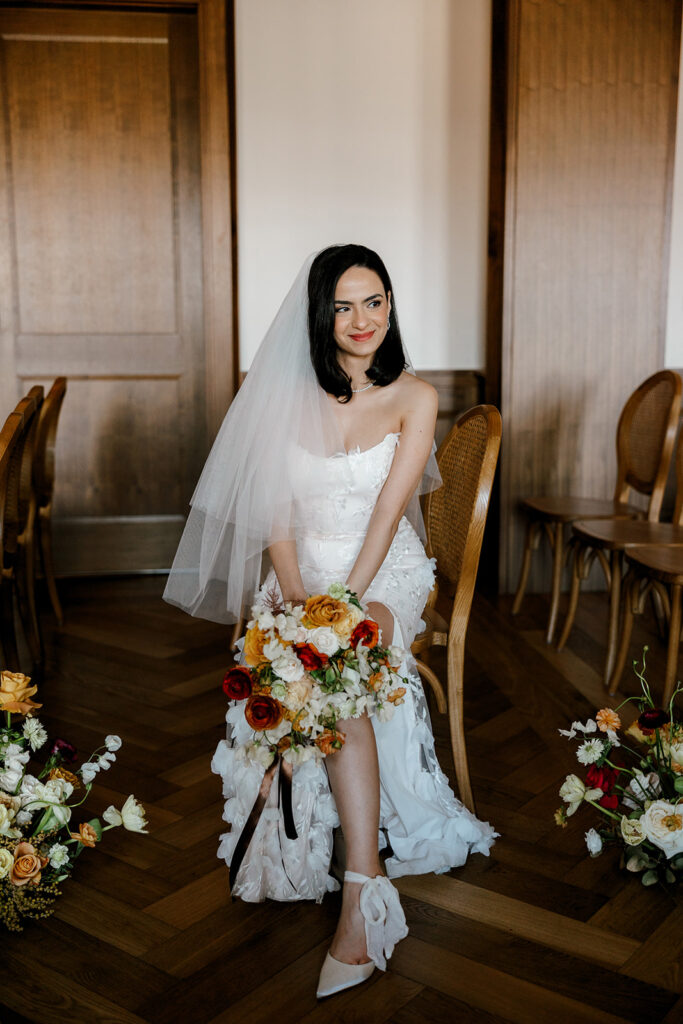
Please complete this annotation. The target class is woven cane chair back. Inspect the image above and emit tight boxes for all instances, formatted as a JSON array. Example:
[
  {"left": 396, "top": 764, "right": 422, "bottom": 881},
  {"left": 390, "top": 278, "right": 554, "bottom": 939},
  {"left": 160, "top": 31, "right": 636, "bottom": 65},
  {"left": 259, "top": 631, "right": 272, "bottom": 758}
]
[
  {"left": 614, "top": 370, "right": 681, "bottom": 519},
  {"left": 0, "top": 413, "right": 24, "bottom": 568},
  {"left": 2, "top": 388, "right": 43, "bottom": 566},
  {"left": 424, "top": 405, "right": 502, "bottom": 594}
]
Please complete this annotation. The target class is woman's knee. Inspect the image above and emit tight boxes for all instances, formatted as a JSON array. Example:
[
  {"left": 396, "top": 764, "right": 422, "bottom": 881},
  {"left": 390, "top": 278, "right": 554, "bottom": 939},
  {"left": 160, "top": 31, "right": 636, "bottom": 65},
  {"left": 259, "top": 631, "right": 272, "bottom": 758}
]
[{"left": 365, "top": 601, "right": 394, "bottom": 647}]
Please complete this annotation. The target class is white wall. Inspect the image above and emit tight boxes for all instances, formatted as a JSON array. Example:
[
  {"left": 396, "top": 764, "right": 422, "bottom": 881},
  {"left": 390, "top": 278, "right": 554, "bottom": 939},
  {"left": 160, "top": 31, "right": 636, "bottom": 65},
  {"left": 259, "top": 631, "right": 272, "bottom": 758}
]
[
  {"left": 235, "top": 0, "right": 491, "bottom": 371},
  {"left": 665, "top": 30, "right": 683, "bottom": 367}
]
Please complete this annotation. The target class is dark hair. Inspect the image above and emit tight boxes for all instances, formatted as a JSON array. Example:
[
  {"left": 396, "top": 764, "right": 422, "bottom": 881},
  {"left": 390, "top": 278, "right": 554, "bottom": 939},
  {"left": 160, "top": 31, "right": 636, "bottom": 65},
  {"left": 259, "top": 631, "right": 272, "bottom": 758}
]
[{"left": 308, "top": 244, "right": 407, "bottom": 402}]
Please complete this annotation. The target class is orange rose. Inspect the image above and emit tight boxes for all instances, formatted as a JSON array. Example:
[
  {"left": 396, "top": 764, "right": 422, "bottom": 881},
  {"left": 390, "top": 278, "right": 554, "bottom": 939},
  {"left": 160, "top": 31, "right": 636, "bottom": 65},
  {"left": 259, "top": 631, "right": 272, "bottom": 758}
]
[
  {"left": 10, "top": 841, "right": 48, "bottom": 887},
  {"left": 315, "top": 729, "right": 345, "bottom": 756},
  {"left": 244, "top": 626, "right": 269, "bottom": 667},
  {"left": 303, "top": 595, "right": 361, "bottom": 641},
  {"left": 245, "top": 694, "right": 283, "bottom": 731},
  {"left": 70, "top": 822, "right": 99, "bottom": 848},
  {"left": 0, "top": 671, "right": 42, "bottom": 716}
]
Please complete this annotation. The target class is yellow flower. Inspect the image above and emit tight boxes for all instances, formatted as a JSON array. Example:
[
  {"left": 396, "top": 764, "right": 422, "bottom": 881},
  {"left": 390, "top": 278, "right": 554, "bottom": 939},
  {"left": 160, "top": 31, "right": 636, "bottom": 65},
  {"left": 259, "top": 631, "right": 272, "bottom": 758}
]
[
  {"left": 244, "top": 626, "right": 269, "bottom": 667},
  {"left": 554, "top": 807, "right": 568, "bottom": 828},
  {"left": 303, "top": 595, "right": 362, "bottom": 641},
  {"left": 0, "top": 671, "right": 42, "bottom": 717}
]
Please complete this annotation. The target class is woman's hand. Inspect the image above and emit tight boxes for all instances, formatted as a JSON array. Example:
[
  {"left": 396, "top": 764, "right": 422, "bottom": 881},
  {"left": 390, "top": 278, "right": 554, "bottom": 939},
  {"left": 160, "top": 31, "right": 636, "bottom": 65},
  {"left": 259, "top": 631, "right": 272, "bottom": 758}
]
[{"left": 268, "top": 538, "right": 307, "bottom": 606}]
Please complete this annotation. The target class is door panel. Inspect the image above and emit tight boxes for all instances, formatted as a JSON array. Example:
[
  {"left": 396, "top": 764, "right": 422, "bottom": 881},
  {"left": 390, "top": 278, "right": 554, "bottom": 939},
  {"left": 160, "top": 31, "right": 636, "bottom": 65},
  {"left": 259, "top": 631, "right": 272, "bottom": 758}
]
[{"left": 0, "top": 8, "right": 205, "bottom": 572}]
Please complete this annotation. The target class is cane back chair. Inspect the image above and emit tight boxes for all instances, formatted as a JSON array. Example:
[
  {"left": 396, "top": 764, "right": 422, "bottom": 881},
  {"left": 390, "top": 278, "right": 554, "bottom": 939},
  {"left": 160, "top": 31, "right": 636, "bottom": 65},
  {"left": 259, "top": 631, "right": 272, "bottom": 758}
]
[
  {"left": 0, "top": 412, "right": 25, "bottom": 669},
  {"left": 411, "top": 404, "right": 502, "bottom": 814},
  {"left": 512, "top": 370, "right": 681, "bottom": 645},
  {"left": 33, "top": 378, "right": 67, "bottom": 625}
]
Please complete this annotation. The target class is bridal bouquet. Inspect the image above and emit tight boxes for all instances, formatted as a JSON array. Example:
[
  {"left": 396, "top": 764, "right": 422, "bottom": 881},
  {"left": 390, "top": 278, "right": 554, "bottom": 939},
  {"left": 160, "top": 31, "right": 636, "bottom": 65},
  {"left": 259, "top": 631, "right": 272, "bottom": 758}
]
[
  {"left": 555, "top": 650, "right": 683, "bottom": 887},
  {"left": 222, "top": 584, "right": 408, "bottom": 770},
  {"left": 0, "top": 670, "right": 148, "bottom": 931}
]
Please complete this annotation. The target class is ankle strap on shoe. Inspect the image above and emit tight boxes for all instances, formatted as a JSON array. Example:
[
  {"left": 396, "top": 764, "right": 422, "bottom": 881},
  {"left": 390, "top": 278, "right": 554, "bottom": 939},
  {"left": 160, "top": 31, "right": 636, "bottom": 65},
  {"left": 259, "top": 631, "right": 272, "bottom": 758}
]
[{"left": 344, "top": 870, "right": 373, "bottom": 884}]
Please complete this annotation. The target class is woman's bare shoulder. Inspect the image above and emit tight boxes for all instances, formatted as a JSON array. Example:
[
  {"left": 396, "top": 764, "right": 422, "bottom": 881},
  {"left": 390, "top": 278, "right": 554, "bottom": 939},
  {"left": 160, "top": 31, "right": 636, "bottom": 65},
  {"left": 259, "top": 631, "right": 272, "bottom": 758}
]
[{"left": 395, "top": 371, "right": 439, "bottom": 413}]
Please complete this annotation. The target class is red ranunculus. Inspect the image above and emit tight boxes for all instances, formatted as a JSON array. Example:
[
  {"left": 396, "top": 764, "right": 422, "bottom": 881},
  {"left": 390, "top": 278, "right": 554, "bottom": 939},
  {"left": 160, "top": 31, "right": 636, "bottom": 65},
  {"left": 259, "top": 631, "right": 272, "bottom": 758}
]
[
  {"left": 638, "top": 708, "right": 668, "bottom": 733},
  {"left": 50, "top": 738, "right": 78, "bottom": 763},
  {"left": 244, "top": 694, "right": 283, "bottom": 731},
  {"left": 586, "top": 763, "right": 620, "bottom": 809},
  {"left": 350, "top": 619, "right": 380, "bottom": 650},
  {"left": 293, "top": 642, "right": 328, "bottom": 671},
  {"left": 222, "top": 666, "right": 253, "bottom": 701}
]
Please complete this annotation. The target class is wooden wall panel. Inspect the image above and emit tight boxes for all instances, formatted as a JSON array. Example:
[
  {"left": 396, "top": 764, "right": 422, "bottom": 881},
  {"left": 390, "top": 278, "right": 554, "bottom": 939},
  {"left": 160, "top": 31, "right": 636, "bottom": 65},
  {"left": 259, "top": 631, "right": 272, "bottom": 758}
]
[{"left": 499, "top": 0, "right": 682, "bottom": 592}]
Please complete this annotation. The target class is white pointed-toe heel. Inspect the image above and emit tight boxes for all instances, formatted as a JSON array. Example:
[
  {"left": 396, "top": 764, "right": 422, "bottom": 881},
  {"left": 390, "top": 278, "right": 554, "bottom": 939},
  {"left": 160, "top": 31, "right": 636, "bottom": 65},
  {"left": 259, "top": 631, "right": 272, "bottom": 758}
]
[
  {"left": 316, "top": 870, "right": 408, "bottom": 999},
  {"left": 316, "top": 952, "right": 375, "bottom": 999}
]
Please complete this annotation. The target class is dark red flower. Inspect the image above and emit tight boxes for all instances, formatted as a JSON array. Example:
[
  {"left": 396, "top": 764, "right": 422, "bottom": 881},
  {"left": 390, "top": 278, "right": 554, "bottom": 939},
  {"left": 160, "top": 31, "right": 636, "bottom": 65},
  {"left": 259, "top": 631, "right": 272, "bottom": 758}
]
[
  {"left": 586, "top": 763, "right": 620, "bottom": 809},
  {"left": 244, "top": 694, "right": 282, "bottom": 731},
  {"left": 222, "top": 666, "right": 253, "bottom": 701},
  {"left": 293, "top": 643, "right": 328, "bottom": 671},
  {"left": 350, "top": 619, "right": 380, "bottom": 650},
  {"left": 50, "top": 739, "right": 77, "bottom": 763},
  {"left": 638, "top": 708, "right": 668, "bottom": 733}
]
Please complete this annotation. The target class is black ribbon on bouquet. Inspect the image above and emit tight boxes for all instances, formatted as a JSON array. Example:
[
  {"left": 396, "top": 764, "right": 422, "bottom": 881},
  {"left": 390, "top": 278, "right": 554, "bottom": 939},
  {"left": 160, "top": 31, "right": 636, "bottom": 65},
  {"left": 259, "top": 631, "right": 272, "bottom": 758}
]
[{"left": 229, "top": 753, "right": 298, "bottom": 893}]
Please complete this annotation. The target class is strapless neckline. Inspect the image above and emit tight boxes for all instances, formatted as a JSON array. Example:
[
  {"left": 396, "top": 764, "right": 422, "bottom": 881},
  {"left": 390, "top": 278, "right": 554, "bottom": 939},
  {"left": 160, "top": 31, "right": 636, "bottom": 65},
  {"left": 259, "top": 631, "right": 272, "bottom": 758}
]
[{"left": 337, "top": 431, "right": 400, "bottom": 459}]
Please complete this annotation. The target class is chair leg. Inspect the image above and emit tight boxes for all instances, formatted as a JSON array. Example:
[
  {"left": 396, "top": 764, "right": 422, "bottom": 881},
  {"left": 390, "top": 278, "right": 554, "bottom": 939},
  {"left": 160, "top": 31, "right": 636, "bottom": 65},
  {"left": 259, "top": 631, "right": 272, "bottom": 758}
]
[
  {"left": 230, "top": 616, "right": 244, "bottom": 654},
  {"left": 556, "top": 541, "right": 585, "bottom": 651},
  {"left": 15, "top": 540, "right": 42, "bottom": 674},
  {"left": 415, "top": 657, "right": 447, "bottom": 715},
  {"left": 607, "top": 572, "right": 639, "bottom": 695},
  {"left": 649, "top": 586, "right": 668, "bottom": 640},
  {"left": 0, "top": 577, "right": 20, "bottom": 670},
  {"left": 447, "top": 641, "right": 474, "bottom": 814},
  {"left": 663, "top": 584, "right": 681, "bottom": 708},
  {"left": 546, "top": 521, "right": 565, "bottom": 645},
  {"left": 39, "top": 512, "right": 64, "bottom": 626},
  {"left": 603, "top": 549, "right": 622, "bottom": 687},
  {"left": 512, "top": 519, "right": 542, "bottom": 615}
]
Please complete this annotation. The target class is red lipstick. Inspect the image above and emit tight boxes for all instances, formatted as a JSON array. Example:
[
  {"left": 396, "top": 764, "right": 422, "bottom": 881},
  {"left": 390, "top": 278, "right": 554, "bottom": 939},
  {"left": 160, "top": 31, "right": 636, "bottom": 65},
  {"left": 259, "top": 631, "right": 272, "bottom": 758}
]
[{"left": 349, "top": 331, "right": 375, "bottom": 341}]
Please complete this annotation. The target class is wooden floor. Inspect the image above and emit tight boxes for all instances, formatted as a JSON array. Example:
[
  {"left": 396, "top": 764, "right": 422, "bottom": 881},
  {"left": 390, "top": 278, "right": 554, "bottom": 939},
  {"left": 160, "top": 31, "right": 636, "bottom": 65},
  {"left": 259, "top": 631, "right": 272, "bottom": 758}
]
[{"left": 0, "top": 577, "right": 681, "bottom": 1024}]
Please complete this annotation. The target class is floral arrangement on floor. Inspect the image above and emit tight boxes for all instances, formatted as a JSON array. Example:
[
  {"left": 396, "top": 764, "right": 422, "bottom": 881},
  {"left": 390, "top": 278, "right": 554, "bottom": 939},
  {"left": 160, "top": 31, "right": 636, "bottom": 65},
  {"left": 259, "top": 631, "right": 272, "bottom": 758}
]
[
  {"left": 0, "top": 669, "right": 148, "bottom": 931},
  {"left": 223, "top": 584, "right": 409, "bottom": 770},
  {"left": 555, "top": 649, "right": 683, "bottom": 887}
]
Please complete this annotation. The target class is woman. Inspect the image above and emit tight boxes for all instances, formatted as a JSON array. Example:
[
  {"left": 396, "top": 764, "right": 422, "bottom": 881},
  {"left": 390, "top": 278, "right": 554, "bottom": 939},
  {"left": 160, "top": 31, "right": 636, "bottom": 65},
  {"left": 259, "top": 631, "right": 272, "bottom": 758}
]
[{"left": 164, "top": 244, "right": 496, "bottom": 998}]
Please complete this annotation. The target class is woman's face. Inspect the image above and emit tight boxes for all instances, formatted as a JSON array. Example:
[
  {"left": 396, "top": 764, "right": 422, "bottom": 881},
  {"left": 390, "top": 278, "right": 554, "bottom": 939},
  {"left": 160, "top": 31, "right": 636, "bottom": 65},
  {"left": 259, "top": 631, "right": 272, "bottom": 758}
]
[{"left": 332, "top": 266, "right": 391, "bottom": 361}]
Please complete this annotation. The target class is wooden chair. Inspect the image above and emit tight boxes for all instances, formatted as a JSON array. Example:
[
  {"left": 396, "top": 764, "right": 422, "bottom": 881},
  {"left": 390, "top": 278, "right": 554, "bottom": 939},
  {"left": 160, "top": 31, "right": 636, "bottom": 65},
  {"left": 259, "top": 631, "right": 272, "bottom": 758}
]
[
  {"left": 411, "top": 405, "right": 502, "bottom": 814},
  {"left": 610, "top": 546, "right": 683, "bottom": 706},
  {"left": 512, "top": 370, "right": 681, "bottom": 645},
  {"left": 0, "top": 413, "right": 25, "bottom": 670},
  {"left": 33, "top": 378, "right": 67, "bottom": 625},
  {"left": 557, "top": 373, "right": 682, "bottom": 682},
  {"left": 1, "top": 387, "right": 44, "bottom": 673}
]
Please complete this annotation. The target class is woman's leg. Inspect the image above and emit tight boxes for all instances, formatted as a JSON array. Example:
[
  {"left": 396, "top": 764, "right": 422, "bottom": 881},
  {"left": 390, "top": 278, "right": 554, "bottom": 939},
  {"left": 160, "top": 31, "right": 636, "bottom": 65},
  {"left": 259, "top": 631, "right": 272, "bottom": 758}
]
[{"left": 324, "top": 601, "right": 393, "bottom": 964}]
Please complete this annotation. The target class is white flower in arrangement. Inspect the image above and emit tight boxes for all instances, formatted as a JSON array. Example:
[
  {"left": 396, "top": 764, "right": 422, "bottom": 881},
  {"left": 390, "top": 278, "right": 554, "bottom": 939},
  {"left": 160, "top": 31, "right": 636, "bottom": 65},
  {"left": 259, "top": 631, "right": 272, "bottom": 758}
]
[
  {"left": 271, "top": 650, "right": 304, "bottom": 683},
  {"left": 80, "top": 762, "right": 99, "bottom": 784},
  {"left": 24, "top": 778, "right": 74, "bottom": 826},
  {"left": 584, "top": 828, "right": 603, "bottom": 856},
  {"left": 22, "top": 718, "right": 48, "bottom": 751},
  {"left": 641, "top": 800, "right": 683, "bottom": 858},
  {"left": 273, "top": 613, "right": 302, "bottom": 643},
  {"left": 282, "top": 743, "right": 315, "bottom": 767},
  {"left": 48, "top": 843, "right": 71, "bottom": 869},
  {"left": 558, "top": 719, "right": 598, "bottom": 740},
  {"left": 307, "top": 627, "right": 339, "bottom": 657},
  {"left": 19, "top": 774, "right": 39, "bottom": 805},
  {"left": 622, "top": 771, "right": 661, "bottom": 810},
  {"left": 387, "top": 646, "right": 404, "bottom": 667},
  {"left": 375, "top": 704, "right": 395, "bottom": 723},
  {"left": 0, "top": 847, "right": 14, "bottom": 879},
  {"left": 0, "top": 804, "right": 19, "bottom": 838},
  {"left": 341, "top": 665, "right": 361, "bottom": 686},
  {"left": 0, "top": 764, "right": 23, "bottom": 793},
  {"left": 621, "top": 816, "right": 646, "bottom": 846},
  {"left": 102, "top": 794, "right": 148, "bottom": 833},
  {"left": 559, "top": 774, "right": 603, "bottom": 816},
  {"left": 327, "top": 582, "right": 350, "bottom": 601},
  {"left": 282, "top": 676, "right": 313, "bottom": 713},
  {"left": 254, "top": 608, "right": 276, "bottom": 631},
  {"left": 263, "top": 637, "right": 286, "bottom": 662},
  {"left": 105, "top": 735, "right": 122, "bottom": 752},
  {"left": 245, "top": 742, "right": 276, "bottom": 769},
  {"left": 15, "top": 809, "right": 32, "bottom": 826},
  {"left": 97, "top": 751, "right": 116, "bottom": 770},
  {"left": 576, "top": 739, "right": 605, "bottom": 765},
  {"left": 3, "top": 742, "right": 30, "bottom": 767},
  {"left": 270, "top": 682, "right": 287, "bottom": 701}
]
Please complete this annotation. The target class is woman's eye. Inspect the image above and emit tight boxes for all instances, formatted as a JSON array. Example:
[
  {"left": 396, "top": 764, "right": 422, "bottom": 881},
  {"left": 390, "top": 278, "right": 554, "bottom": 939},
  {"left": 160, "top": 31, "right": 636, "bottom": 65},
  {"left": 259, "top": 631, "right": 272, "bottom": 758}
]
[
  {"left": 368, "top": 300, "right": 381, "bottom": 309},
  {"left": 334, "top": 307, "right": 349, "bottom": 315}
]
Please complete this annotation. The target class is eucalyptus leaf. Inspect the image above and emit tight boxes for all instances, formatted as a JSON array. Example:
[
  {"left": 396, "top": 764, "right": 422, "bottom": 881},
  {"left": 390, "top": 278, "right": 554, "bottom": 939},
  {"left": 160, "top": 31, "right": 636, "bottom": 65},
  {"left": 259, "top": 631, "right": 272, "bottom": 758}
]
[
  {"left": 641, "top": 870, "right": 658, "bottom": 886},
  {"left": 665, "top": 869, "right": 676, "bottom": 884},
  {"left": 88, "top": 817, "right": 103, "bottom": 840},
  {"left": 674, "top": 776, "right": 683, "bottom": 794}
]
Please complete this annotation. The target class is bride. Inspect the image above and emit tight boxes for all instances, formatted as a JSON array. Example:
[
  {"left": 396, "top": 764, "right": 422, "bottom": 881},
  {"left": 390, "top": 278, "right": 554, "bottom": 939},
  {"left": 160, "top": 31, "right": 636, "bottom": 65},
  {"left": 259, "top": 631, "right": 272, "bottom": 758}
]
[{"left": 164, "top": 244, "right": 496, "bottom": 998}]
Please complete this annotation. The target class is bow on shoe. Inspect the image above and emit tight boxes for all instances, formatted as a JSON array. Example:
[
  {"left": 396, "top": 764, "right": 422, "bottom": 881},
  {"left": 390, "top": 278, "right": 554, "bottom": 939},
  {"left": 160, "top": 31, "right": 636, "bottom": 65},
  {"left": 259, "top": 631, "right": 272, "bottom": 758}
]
[{"left": 346, "top": 871, "right": 409, "bottom": 970}]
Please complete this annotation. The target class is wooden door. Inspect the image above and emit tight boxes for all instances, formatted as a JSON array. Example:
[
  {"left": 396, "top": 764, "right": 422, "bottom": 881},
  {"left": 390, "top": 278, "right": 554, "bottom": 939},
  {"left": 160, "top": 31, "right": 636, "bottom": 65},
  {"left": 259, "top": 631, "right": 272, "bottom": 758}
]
[{"left": 0, "top": 7, "right": 208, "bottom": 573}]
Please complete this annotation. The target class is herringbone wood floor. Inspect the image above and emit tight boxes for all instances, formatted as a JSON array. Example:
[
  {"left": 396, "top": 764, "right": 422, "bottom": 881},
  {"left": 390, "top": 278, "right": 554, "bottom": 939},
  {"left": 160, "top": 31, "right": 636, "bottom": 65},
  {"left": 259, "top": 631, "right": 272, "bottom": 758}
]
[{"left": 0, "top": 577, "right": 681, "bottom": 1023}]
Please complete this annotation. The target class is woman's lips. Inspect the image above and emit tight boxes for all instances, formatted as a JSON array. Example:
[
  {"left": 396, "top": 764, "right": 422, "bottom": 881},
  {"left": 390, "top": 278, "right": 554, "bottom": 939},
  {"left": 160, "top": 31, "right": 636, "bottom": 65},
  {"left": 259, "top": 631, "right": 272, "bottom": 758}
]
[{"left": 349, "top": 331, "right": 375, "bottom": 341}]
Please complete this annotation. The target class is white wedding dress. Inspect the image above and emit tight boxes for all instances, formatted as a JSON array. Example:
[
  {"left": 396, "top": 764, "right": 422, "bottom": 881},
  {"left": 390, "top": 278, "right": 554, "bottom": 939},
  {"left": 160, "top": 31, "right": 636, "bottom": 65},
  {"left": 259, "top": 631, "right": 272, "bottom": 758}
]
[{"left": 212, "top": 432, "right": 497, "bottom": 901}]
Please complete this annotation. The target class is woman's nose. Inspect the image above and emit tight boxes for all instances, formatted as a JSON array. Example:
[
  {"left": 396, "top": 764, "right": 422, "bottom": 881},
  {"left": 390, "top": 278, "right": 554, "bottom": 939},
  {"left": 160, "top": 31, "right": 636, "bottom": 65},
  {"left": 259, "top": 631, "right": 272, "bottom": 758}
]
[{"left": 351, "top": 307, "right": 369, "bottom": 328}]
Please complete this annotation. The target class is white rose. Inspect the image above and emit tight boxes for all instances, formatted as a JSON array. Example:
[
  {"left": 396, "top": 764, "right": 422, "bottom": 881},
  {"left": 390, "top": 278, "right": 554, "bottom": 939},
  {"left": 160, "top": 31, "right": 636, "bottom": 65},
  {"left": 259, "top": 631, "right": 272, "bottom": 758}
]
[
  {"left": 621, "top": 815, "right": 645, "bottom": 846},
  {"left": 15, "top": 809, "right": 32, "bottom": 826},
  {"left": 48, "top": 843, "right": 71, "bottom": 869},
  {"left": 105, "top": 735, "right": 122, "bottom": 752},
  {"left": 22, "top": 718, "right": 47, "bottom": 751},
  {"left": 585, "top": 828, "right": 603, "bottom": 856},
  {"left": 19, "top": 774, "right": 39, "bottom": 805},
  {"left": 272, "top": 651, "right": 304, "bottom": 683},
  {"left": 641, "top": 800, "right": 683, "bottom": 858},
  {"left": 307, "top": 627, "right": 339, "bottom": 657},
  {"left": 559, "top": 774, "right": 603, "bottom": 816},
  {"left": 0, "top": 766, "right": 23, "bottom": 793},
  {"left": 282, "top": 744, "right": 314, "bottom": 766},
  {"left": 282, "top": 676, "right": 313, "bottom": 712},
  {"left": 245, "top": 743, "right": 276, "bottom": 769},
  {"left": 0, "top": 847, "right": 14, "bottom": 879}
]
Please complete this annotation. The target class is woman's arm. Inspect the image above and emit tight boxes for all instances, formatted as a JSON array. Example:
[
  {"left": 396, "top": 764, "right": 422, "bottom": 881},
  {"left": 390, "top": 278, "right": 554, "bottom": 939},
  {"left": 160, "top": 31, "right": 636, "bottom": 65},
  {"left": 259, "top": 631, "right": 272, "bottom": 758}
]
[
  {"left": 346, "top": 380, "right": 438, "bottom": 601},
  {"left": 268, "top": 538, "right": 308, "bottom": 605}
]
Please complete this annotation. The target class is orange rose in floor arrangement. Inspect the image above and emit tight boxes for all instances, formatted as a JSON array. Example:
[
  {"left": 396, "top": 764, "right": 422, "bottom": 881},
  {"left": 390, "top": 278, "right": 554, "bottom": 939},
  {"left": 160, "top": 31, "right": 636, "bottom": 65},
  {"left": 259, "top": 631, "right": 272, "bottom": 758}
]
[
  {"left": 10, "top": 843, "right": 48, "bottom": 887},
  {"left": 0, "top": 671, "right": 42, "bottom": 716}
]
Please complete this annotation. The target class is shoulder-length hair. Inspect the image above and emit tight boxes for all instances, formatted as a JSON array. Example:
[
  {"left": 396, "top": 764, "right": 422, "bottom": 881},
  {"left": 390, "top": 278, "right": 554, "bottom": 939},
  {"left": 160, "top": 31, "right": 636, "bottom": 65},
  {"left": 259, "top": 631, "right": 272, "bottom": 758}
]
[{"left": 307, "top": 244, "right": 406, "bottom": 402}]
